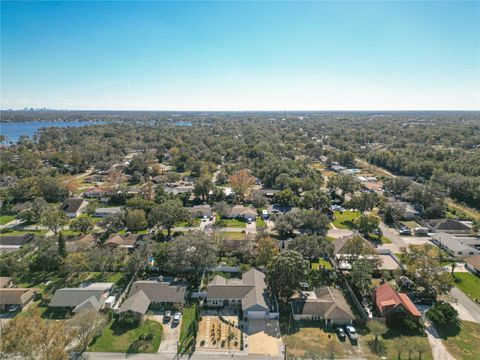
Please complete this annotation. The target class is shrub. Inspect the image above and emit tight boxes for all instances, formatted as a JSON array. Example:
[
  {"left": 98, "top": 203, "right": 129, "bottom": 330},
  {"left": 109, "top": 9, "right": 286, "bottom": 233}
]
[{"left": 427, "top": 303, "right": 459, "bottom": 327}]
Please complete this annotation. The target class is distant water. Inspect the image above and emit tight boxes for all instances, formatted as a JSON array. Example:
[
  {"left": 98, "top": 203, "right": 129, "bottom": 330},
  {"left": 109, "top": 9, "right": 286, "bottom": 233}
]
[{"left": 0, "top": 121, "right": 105, "bottom": 143}]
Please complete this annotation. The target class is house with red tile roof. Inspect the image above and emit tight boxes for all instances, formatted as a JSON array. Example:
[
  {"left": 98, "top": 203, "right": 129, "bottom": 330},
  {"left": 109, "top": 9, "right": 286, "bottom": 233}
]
[{"left": 373, "top": 283, "right": 421, "bottom": 319}]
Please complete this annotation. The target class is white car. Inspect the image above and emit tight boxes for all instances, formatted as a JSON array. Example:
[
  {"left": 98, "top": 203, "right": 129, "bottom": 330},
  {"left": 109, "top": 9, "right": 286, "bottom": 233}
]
[
  {"left": 173, "top": 312, "right": 181, "bottom": 325},
  {"left": 345, "top": 325, "right": 358, "bottom": 341}
]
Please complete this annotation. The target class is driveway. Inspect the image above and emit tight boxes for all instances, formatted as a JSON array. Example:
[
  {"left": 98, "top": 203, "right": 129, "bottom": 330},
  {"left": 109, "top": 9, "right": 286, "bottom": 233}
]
[
  {"left": 245, "top": 221, "right": 256, "bottom": 234},
  {"left": 449, "top": 287, "right": 480, "bottom": 323},
  {"left": 246, "top": 319, "right": 283, "bottom": 356},
  {"left": 425, "top": 321, "right": 456, "bottom": 360},
  {"left": 379, "top": 222, "right": 406, "bottom": 250},
  {"left": 145, "top": 314, "right": 181, "bottom": 354}
]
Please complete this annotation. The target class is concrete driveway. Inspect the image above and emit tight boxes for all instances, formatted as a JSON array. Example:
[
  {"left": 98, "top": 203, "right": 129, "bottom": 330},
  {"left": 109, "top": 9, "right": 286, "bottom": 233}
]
[
  {"left": 327, "top": 228, "right": 353, "bottom": 239},
  {"left": 145, "top": 314, "right": 181, "bottom": 354}
]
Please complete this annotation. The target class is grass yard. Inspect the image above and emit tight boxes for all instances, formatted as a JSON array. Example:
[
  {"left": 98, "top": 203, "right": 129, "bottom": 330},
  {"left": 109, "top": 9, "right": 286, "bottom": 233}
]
[
  {"left": 379, "top": 235, "right": 392, "bottom": 244},
  {"left": 218, "top": 219, "right": 247, "bottom": 228},
  {"left": 332, "top": 211, "right": 359, "bottom": 229},
  {"left": 0, "top": 229, "right": 48, "bottom": 236},
  {"left": 437, "top": 321, "right": 480, "bottom": 360},
  {"left": 283, "top": 323, "right": 354, "bottom": 359},
  {"left": 220, "top": 232, "right": 245, "bottom": 240},
  {"left": 174, "top": 218, "right": 201, "bottom": 227},
  {"left": 256, "top": 217, "right": 267, "bottom": 228},
  {"left": 0, "top": 214, "right": 16, "bottom": 225},
  {"left": 179, "top": 305, "right": 197, "bottom": 343},
  {"left": 454, "top": 272, "right": 480, "bottom": 301},
  {"left": 88, "top": 319, "right": 162, "bottom": 353},
  {"left": 311, "top": 259, "right": 333, "bottom": 270},
  {"left": 60, "top": 229, "right": 82, "bottom": 236}
]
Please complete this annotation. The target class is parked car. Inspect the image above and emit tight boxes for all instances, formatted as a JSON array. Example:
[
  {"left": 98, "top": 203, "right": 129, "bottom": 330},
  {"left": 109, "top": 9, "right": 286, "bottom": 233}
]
[
  {"left": 209, "top": 215, "right": 214, "bottom": 221},
  {"left": 164, "top": 310, "right": 171, "bottom": 322},
  {"left": 8, "top": 305, "right": 20, "bottom": 313},
  {"left": 173, "top": 312, "right": 181, "bottom": 325},
  {"left": 399, "top": 227, "right": 411, "bottom": 235},
  {"left": 373, "top": 228, "right": 383, "bottom": 236},
  {"left": 202, "top": 215, "right": 208, "bottom": 222},
  {"left": 345, "top": 325, "right": 358, "bottom": 341},
  {"left": 246, "top": 218, "right": 252, "bottom": 224},
  {"left": 336, "top": 327, "right": 346, "bottom": 341}
]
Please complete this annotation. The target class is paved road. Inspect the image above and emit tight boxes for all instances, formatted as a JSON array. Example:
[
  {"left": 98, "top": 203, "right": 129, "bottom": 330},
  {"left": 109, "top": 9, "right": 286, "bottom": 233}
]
[
  {"left": 449, "top": 287, "right": 480, "bottom": 323},
  {"left": 378, "top": 222, "right": 405, "bottom": 252},
  {"left": 84, "top": 353, "right": 283, "bottom": 360}
]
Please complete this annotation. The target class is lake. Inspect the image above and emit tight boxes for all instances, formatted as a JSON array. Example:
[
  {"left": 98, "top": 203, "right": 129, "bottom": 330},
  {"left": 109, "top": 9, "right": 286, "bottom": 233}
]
[{"left": 0, "top": 121, "right": 105, "bottom": 143}]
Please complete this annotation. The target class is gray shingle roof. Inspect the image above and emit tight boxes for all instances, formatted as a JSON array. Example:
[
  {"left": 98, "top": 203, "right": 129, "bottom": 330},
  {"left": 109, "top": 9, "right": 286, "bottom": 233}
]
[
  {"left": 61, "top": 198, "right": 86, "bottom": 214},
  {"left": 119, "top": 290, "right": 150, "bottom": 314},
  {"left": 49, "top": 288, "right": 107, "bottom": 308},
  {"left": 292, "top": 287, "right": 354, "bottom": 321},
  {"left": 428, "top": 219, "right": 471, "bottom": 232},
  {"left": 206, "top": 268, "right": 270, "bottom": 311},
  {"left": 129, "top": 281, "right": 186, "bottom": 304}
]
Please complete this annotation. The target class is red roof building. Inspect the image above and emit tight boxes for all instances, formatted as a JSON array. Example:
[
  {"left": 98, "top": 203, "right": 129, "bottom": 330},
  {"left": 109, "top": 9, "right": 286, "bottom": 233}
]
[{"left": 373, "top": 283, "right": 421, "bottom": 318}]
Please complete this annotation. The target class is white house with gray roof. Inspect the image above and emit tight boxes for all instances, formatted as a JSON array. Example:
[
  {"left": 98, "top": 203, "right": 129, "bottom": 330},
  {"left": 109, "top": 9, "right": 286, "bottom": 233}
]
[
  {"left": 206, "top": 268, "right": 278, "bottom": 321},
  {"left": 431, "top": 233, "right": 480, "bottom": 258},
  {"left": 49, "top": 283, "right": 113, "bottom": 313}
]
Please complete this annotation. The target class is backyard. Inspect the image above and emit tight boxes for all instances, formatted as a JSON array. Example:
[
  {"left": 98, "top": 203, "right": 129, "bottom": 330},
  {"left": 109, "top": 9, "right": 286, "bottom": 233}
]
[
  {"left": 88, "top": 319, "right": 162, "bottom": 353},
  {"left": 437, "top": 320, "right": 480, "bottom": 360},
  {"left": 311, "top": 259, "right": 333, "bottom": 270},
  {"left": 453, "top": 272, "right": 480, "bottom": 301},
  {"left": 332, "top": 211, "right": 359, "bottom": 229}
]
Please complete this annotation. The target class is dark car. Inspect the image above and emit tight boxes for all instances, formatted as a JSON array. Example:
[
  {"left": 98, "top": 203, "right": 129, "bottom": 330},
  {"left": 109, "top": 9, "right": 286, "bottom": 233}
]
[
  {"left": 336, "top": 327, "right": 346, "bottom": 341},
  {"left": 373, "top": 228, "right": 383, "bottom": 236}
]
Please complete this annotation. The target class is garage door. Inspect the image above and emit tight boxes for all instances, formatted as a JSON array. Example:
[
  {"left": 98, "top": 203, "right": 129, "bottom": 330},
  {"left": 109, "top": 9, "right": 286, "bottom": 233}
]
[{"left": 248, "top": 311, "right": 266, "bottom": 319}]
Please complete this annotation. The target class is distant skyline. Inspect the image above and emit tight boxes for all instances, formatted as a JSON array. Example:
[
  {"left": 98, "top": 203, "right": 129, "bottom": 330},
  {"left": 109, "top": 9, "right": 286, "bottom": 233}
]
[{"left": 1, "top": 1, "right": 479, "bottom": 111}]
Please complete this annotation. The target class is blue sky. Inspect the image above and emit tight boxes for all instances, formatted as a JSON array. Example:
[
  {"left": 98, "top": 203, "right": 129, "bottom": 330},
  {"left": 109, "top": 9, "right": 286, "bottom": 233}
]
[{"left": 1, "top": 1, "right": 479, "bottom": 110}]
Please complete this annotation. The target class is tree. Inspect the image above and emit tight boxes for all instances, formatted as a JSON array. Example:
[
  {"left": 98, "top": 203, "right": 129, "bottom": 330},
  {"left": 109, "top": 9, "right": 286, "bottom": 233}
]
[
  {"left": 328, "top": 174, "right": 360, "bottom": 202},
  {"left": 427, "top": 303, "right": 459, "bottom": 327},
  {"left": 273, "top": 189, "right": 298, "bottom": 207},
  {"left": 69, "top": 217, "right": 94, "bottom": 234},
  {"left": 252, "top": 193, "right": 267, "bottom": 209},
  {"left": 288, "top": 235, "right": 333, "bottom": 263},
  {"left": 353, "top": 214, "right": 380, "bottom": 235},
  {"left": 297, "top": 210, "right": 330, "bottom": 235},
  {"left": 167, "top": 231, "right": 219, "bottom": 274},
  {"left": 229, "top": 169, "right": 256, "bottom": 202},
  {"left": 57, "top": 232, "right": 66, "bottom": 258},
  {"left": 149, "top": 200, "right": 188, "bottom": 237},
  {"left": 267, "top": 250, "right": 309, "bottom": 303},
  {"left": 380, "top": 201, "right": 405, "bottom": 224},
  {"left": 194, "top": 176, "right": 213, "bottom": 202},
  {"left": 40, "top": 206, "right": 68, "bottom": 234},
  {"left": 100, "top": 212, "right": 125, "bottom": 233},
  {"left": 68, "top": 310, "right": 108, "bottom": 352},
  {"left": 274, "top": 213, "right": 299, "bottom": 239},
  {"left": 212, "top": 201, "right": 229, "bottom": 218},
  {"left": 351, "top": 258, "right": 376, "bottom": 298},
  {"left": 340, "top": 235, "right": 375, "bottom": 259},
  {"left": 404, "top": 244, "right": 454, "bottom": 295},
  {"left": 17, "top": 197, "right": 48, "bottom": 224},
  {"left": 412, "top": 337, "right": 430, "bottom": 360},
  {"left": 62, "top": 252, "right": 89, "bottom": 276},
  {"left": 256, "top": 236, "right": 278, "bottom": 267},
  {"left": 125, "top": 209, "right": 148, "bottom": 231},
  {"left": 300, "top": 190, "right": 331, "bottom": 211},
  {"left": 383, "top": 177, "right": 412, "bottom": 196},
  {"left": 391, "top": 336, "right": 407, "bottom": 360},
  {"left": 347, "top": 192, "right": 379, "bottom": 213},
  {"left": 367, "top": 320, "right": 387, "bottom": 353},
  {"left": 0, "top": 308, "right": 75, "bottom": 360}
]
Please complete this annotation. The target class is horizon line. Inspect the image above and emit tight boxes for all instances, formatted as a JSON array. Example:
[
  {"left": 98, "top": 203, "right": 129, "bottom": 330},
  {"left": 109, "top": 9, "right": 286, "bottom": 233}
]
[{"left": 2, "top": 108, "right": 479, "bottom": 112}]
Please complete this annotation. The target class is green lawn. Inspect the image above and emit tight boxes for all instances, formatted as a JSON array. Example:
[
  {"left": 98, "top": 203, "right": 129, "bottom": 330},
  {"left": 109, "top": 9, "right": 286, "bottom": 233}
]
[
  {"left": 379, "top": 235, "right": 392, "bottom": 244},
  {"left": 88, "top": 319, "right": 162, "bottom": 353},
  {"left": 437, "top": 321, "right": 480, "bottom": 360},
  {"left": 217, "top": 219, "right": 247, "bottom": 228},
  {"left": 174, "top": 218, "right": 201, "bottom": 227},
  {"left": 0, "top": 214, "right": 16, "bottom": 225},
  {"left": 311, "top": 259, "right": 333, "bottom": 270},
  {"left": 60, "top": 229, "right": 82, "bottom": 236},
  {"left": 256, "top": 218, "right": 267, "bottom": 228},
  {"left": 454, "top": 272, "right": 480, "bottom": 301},
  {"left": 332, "top": 211, "right": 359, "bottom": 229},
  {"left": 179, "top": 305, "right": 196, "bottom": 343},
  {"left": 220, "top": 232, "right": 245, "bottom": 240},
  {"left": 0, "top": 229, "right": 47, "bottom": 236},
  {"left": 119, "top": 229, "right": 148, "bottom": 235}
]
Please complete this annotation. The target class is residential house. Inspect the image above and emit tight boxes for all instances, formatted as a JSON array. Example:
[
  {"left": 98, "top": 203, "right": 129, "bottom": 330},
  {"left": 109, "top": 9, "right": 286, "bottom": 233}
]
[
  {"left": 425, "top": 219, "right": 472, "bottom": 235},
  {"left": 291, "top": 287, "right": 355, "bottom": 326},
  {"left": 61, "top": 198, "right": 88, "bottom": 218},
  {"left": 431, "top": 233, "right": 480, "bottom": 258},
  {"left": 464, "top": 255, "right": 480, "bottom": 275},
  {"left": 252, "top": 189, "right": 280, "bottom": 200},
  {"left": 0, "top": 234, "right": 34, "bottom": 252},
  {"left": 206, "top": 268, "right": 278, "bottom": 321},
  {"left": 0, "top": 277, "right": 12, "bottom": 288},
  {"left": 120, "top": 280, "right": 187, "bottom": 315},
  {"left": 104, "top": 233, "right": 143, "bottom": 251},
  {"left": 65, "top": 234, "right": 97, "bottom": 252},
  {"left": 187, "top": 204, "right": 212, "bottom": 218},
  {"left": 373, "top": 283, "right": 421, "bottom": 320},
  {"left": 94, "top": 207, "right": 123, "bottom": 218},
  {"left": 267, "top": 204, "right": 301, "bottom": 216},
  {"left": 49, "top": 283, "right": 113, "bottom": 313},
  {"left": 224, "top": 205, "right": 257, "bottom": 220},
  {"left": 83, "top": 187, "right": 110, "bottom": 199},
  {"left": 0, "top": 288, "right": 39, "bottom": 311}
]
